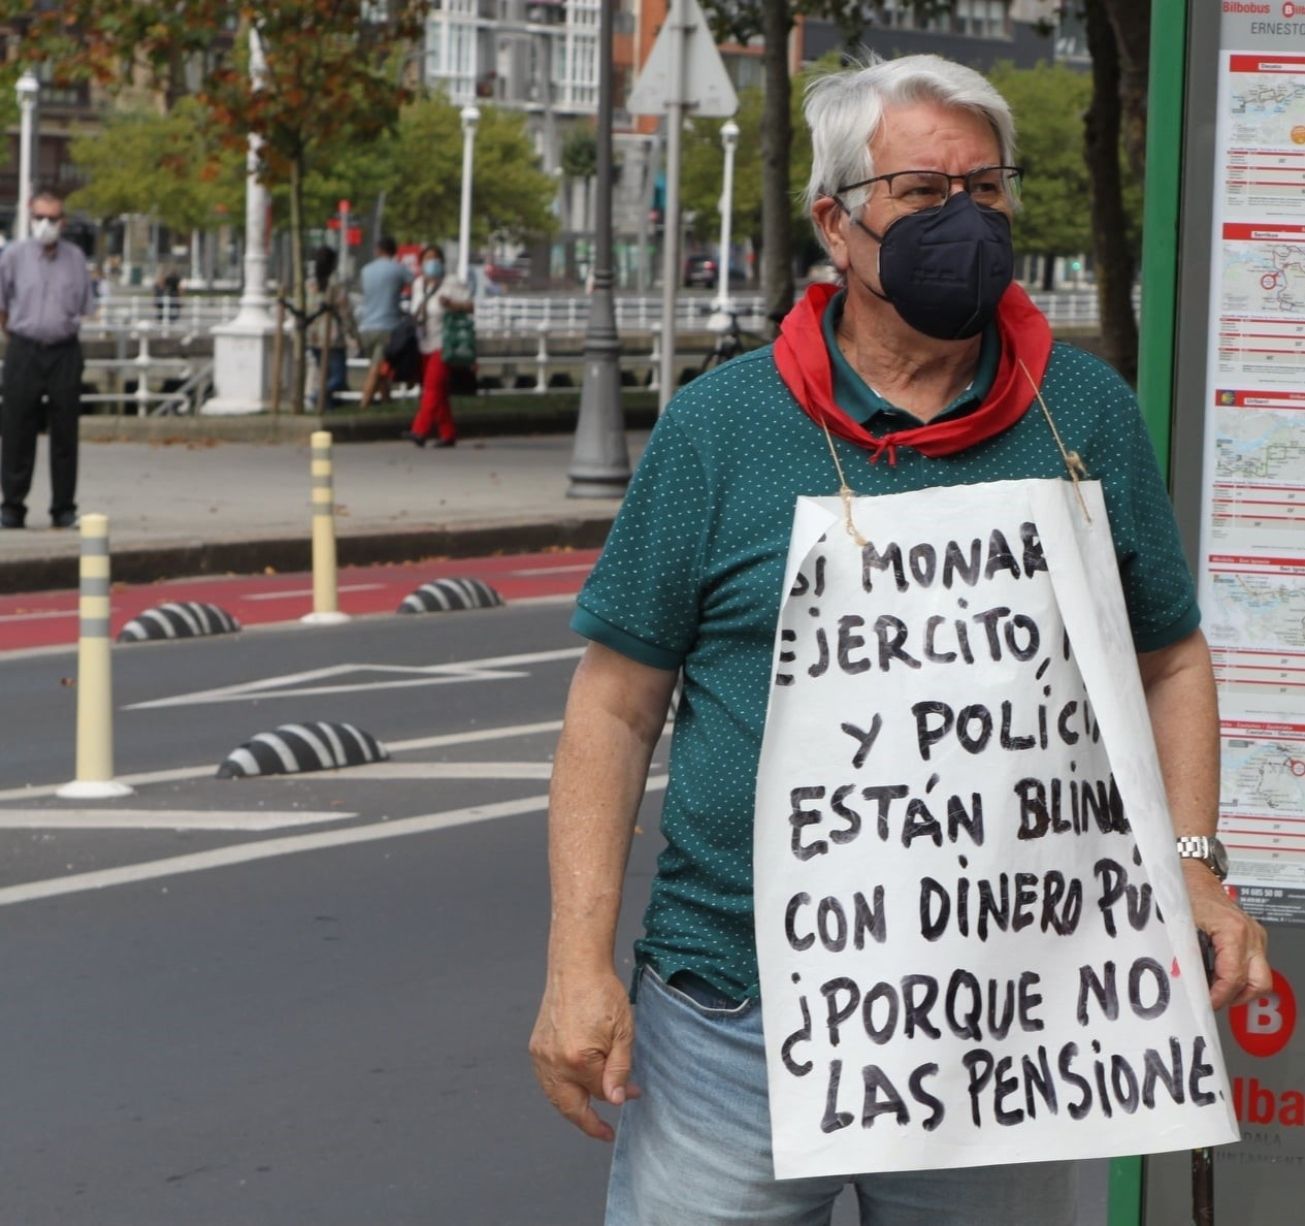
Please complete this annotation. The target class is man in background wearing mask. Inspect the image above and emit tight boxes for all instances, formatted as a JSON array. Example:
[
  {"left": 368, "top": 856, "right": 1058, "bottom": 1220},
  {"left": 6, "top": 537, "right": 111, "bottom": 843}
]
[
  {"left": 529, "top": 54, "right": 1268, "bottom": 1225},
  {"left": 0, "top": 190, "right": 95, "bottom": 529}
]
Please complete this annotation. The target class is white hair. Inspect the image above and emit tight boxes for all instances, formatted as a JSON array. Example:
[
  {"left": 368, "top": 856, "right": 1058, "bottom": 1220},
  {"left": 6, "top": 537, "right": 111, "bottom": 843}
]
[{"left": 803, "top": 54, "right": 1018, "bottom": 242}]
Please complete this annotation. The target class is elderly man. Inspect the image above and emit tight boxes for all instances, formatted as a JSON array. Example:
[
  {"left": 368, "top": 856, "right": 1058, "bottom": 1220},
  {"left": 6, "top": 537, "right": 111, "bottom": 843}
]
[
  {"left": 0, "top": 190, "right": 96, "bottom": 529},
  {"left": 530, "top": 55, "right": 1270, "bottom": 1224}
]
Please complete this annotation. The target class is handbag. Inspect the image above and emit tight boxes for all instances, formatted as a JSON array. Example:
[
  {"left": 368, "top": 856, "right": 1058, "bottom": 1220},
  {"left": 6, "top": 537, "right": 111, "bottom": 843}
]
[
  {"left": 383, "top": 315, "right": 423, "bottom": 385},
  {"left": 441, "top": 310, "right": 477, "bottom": 369}
]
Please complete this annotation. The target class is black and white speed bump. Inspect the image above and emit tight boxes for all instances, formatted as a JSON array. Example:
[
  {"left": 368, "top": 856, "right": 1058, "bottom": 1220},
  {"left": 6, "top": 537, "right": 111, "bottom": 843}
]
[
  {"left": 118, "top": 602, "right": 241, "bottom": 643},
  {"left": 216, "top": 722, "right": 389, "bottom": 779},
  {"left": 397, "top": 578, "right": 504, "bottom": 615}
]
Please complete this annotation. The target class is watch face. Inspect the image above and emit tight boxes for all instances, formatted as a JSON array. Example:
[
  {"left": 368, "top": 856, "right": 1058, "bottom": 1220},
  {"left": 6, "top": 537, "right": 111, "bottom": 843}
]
[{"left": 1210, "top": 837, "right": 1230, "bottom": 879}]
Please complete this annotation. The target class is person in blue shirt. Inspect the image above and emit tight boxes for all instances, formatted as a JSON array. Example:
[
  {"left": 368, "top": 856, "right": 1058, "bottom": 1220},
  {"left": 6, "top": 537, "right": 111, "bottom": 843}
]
[{"left": 357, "top": 235, "right": 412, "bottom": 408}]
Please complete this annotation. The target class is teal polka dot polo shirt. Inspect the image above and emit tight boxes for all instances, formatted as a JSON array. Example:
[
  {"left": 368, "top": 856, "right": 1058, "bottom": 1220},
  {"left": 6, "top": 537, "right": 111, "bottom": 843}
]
[{"left": 571, "top": 310, "right": 1199, "bottom": 1003}]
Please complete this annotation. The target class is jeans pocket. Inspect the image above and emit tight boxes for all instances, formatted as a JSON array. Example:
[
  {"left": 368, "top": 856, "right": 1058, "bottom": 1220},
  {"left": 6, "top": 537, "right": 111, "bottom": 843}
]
[{"left": 641, "top": 965, "right": 754, "bottom": 1019}]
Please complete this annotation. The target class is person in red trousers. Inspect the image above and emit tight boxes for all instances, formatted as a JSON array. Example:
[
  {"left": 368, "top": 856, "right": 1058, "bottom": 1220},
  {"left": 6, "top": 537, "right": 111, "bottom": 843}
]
[{"left": 403, "top": 244, "right": 473, "bottom": 448}]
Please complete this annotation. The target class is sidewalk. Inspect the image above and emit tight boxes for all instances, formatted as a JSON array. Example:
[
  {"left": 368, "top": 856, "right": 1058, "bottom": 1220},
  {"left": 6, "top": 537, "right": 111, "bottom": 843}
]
[{"left": 0, "top": 431, "right": 647, "bottom": 593}]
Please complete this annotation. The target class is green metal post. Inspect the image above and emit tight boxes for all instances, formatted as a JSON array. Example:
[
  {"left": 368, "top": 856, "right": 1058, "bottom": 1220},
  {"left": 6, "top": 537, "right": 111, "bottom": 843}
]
[
  {"left": 1135, "top": 0, "right": 1190, "bottom": 469},
  {"left": 1109, "top": 1149, "right": 1146, "bottom": 1226},
  {"left": 1113, "top": 2, "right": 1190, "bottom": 1221}
]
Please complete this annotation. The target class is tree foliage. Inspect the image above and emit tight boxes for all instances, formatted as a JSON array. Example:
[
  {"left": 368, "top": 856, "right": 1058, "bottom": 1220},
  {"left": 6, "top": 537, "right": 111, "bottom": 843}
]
[
  {"left": 384, "top": 95, "right": 558, "bottom": 246},
  {"left": 68, "top": 99, "right": 243, "bottom": 232},
  {"left": 561, "top": 128, "right": 599, "bottom": 181},
  {"left": 6, "top": 0, "right": 430, "bottom": 412},
  {"left": 679, "top": 54, "right": 832, "bottom": 248},
  {"left": 986, "top": 61, "right": 1093, "bottom": 262}
]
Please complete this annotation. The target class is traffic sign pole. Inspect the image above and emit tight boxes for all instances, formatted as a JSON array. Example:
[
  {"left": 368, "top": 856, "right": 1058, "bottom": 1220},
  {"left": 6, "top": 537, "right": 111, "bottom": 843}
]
[{"left": 627, "top": 0, "right": 738, "bottom": 413}]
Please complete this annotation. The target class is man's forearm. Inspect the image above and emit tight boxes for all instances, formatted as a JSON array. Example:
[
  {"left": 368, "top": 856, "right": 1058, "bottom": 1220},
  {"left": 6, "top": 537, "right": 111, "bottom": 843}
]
[
  {"left": 1138, "top": 628, "right": 1220, "bottom": 839},
  {"left": 546, "top": 645, "right": 675, "bottom": 972}
]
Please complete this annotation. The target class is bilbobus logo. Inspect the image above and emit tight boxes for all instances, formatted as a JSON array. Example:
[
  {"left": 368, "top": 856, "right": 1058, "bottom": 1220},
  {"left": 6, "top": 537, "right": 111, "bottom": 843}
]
[
  {"left": 1222, "top": 1, "right": 1270, "bottom": 11},
  {"left": 1232, "top": 1076, "right": 1305, "bottom": 1127},
  {"left": 1230, "top": 967, "right": 1296, "bottom": 1059},
  {"left": 1285, "top": 2, "right": 1297, "bottom": 16}
]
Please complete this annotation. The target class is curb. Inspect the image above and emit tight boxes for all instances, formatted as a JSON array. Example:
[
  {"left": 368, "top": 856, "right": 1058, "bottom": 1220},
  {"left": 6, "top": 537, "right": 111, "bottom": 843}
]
[
  {"left": 80, "top": 401, "right": 661, "bottom": 445},
  {"left": 0, "top": 516, "right": 616, "bottom": 595}
]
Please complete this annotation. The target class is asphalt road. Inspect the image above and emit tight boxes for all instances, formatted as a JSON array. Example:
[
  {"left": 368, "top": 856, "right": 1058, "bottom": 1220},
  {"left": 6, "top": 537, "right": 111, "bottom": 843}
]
[
  {"left": 0, "top": 600, "right": 650, "bottom": 1224},
  {"left": 0, "top": 599, "right": 1110, "bottom": 1224}
]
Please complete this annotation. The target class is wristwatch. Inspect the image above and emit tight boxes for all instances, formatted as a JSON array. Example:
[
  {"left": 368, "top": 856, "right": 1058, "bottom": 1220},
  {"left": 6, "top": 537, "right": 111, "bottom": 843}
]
[{"left": 1176, "top": 835, "right": 1229, "bottom": 881}]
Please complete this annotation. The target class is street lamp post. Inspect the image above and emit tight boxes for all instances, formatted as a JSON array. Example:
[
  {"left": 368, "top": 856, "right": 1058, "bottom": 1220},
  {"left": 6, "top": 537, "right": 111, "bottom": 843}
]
[
  {"left": 714, "top": 119, "right": 740, "bottom": 315},
  {"left": 458, "top": 105, "right": 480, "bottom": 283},
  {"left": 15, "top": 72, "right": 39, "bottom": 242},
  {"left": 567, "top": 0, "right": 630, "bottom": 498}
]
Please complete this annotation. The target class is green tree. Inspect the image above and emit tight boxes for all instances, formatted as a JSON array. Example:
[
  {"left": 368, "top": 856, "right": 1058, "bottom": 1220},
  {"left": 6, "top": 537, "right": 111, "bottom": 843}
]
[
  {"left": 1081, "top": 0, "right": 1151, "bottom": 383},
  {"left": 68, "top": 99, "right": 243, "bottom": 238},
  {"left": 680, "top": 56, "right": 828, "bottom": 263},
  {"left": 385, "top": 94, "right": 557, "bottom": 248},
  {"left": 986, "top": 62, "right": 1093, "bottom": 290},
  {"left": 700, "top": 1, "right": 901, "bottom": 327},
  {"left": 560, "top": 128, "right": 598, "bottom": 180}
]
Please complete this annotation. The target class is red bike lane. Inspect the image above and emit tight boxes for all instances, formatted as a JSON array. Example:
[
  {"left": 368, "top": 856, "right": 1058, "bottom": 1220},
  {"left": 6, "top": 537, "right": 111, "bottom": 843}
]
[{"left": 0, "top": 548, "right": 600, "bottom": 654}]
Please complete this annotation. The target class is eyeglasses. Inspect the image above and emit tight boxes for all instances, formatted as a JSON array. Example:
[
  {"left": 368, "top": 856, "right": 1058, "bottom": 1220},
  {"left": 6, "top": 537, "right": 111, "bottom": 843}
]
[
  {"left": 835, "top": 165, "right": 1023, "bottom": 211},
  {"left": 31, "top": 212, "right": 63, "bottom": 222}
]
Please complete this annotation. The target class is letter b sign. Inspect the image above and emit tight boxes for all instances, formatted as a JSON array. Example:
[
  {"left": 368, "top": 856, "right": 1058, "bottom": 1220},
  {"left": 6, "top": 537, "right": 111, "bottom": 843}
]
[{"left": 1230, "top": 969, "right": 1297, "bottom": 1059}]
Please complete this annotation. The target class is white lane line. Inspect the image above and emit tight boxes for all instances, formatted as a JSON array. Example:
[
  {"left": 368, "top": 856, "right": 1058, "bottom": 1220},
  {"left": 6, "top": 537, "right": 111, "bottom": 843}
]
[
  {"left": 0, "top": 719, "right": 570, "bottom": 804},
  {"left": 269, "top": 762, "right": 554, "bottom": 781},
  {"left": 510, "top": 563, "right": 595, "bottom": 576},
  {"left": 125, "top": 647, "right": 584, "bottom": 710},
  {"left": 0, "top": 765, "right": 217, "bottom": 804},
  {"left": 0, "top": 609, "right": 77, "bottom": 624},
  {"left": 243, "top": 584, "right": 385, "bottom": 602},
  {"left": 0, "top": 777, "right": 668, "bottom": 907},
  {"left": 387, "top": 719, "right": 563, "bottom": 753},
  {"left": 0, "top": 809, "right": 357, "bottom": 831},
  {"left": 509, "top": 594, "right": 578, "bottom": 609}
]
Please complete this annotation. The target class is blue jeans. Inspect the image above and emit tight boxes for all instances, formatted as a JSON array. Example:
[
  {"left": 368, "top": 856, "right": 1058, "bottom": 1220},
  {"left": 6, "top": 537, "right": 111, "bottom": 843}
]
[
  {"left": 605, "top": 967, "right": 1078, "bottom": 1226},
  {"left": 309, "top": 347, "right": 348, "bottom": 408}
]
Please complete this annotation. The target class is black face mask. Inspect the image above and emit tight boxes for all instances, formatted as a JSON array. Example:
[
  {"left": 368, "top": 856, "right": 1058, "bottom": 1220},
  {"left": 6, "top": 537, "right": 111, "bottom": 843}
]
[{"left": 845, "top": 191, "right": 1014, "bottom": 341}]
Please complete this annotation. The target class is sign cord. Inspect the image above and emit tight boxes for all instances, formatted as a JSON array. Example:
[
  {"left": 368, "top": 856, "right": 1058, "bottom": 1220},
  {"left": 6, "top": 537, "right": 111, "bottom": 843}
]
[
  {"left": 1018, "top": 358, "right": 1093, "bottom": 524},
  {"left": 819, "top": 419, "right": 870, "bottom": 548},
  {"left": 821, "top": 361, "right": 1093, "bottom": 540}
]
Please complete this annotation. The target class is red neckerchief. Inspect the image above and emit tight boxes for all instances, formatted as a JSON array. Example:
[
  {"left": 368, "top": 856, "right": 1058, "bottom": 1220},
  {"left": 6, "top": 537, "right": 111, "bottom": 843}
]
[{"left": 772, "top": 282, "right": 1053, "bottom": 466}]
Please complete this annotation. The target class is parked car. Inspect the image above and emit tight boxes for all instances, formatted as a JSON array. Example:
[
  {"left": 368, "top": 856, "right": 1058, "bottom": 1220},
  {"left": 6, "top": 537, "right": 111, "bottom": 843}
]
[
  {"left": 684, "top": 254, "right": 746, "bottom": 289},
  {"left": 485, "top": 261, "right": 528, "bottom": 286}
]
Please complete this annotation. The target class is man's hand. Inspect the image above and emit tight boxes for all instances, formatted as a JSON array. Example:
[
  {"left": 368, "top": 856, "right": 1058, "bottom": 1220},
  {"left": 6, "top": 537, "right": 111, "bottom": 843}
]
[
  {"left": 1183, "top": 861, "right": 1271, "bottom": 1010},
  {"left": 529, "top": 967, "right": 639, "bottom": 1142}
]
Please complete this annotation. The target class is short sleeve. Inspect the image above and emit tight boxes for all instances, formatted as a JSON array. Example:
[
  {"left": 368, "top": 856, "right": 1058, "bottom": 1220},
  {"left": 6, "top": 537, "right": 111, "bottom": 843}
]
[
  {"left": 1088, "top": 367, "right": 1200, "bottom": 652},
  {"left": 572, "top": 412, "right": 712, "bottom": 670}
]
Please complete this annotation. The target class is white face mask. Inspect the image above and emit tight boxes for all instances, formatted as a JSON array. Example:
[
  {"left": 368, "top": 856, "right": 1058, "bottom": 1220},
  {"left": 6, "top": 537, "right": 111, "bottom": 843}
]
[{"left": 31, "top": 217, "right": 62, "bottom": 246}]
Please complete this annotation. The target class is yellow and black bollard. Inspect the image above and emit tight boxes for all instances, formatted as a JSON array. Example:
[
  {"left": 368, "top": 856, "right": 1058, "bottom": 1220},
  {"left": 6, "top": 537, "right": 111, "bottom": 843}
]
[
  {"left": 57, "top": 514, "right": 134, "bottom": 799},
  {"left": 301, "top": 430, "right": 350, "bottom": 625}
]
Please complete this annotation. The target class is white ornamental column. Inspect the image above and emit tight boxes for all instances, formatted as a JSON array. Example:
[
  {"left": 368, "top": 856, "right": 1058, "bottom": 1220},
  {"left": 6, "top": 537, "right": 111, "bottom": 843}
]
[{"left": 204, "top": 28, "right": 283, "bottom": 415}]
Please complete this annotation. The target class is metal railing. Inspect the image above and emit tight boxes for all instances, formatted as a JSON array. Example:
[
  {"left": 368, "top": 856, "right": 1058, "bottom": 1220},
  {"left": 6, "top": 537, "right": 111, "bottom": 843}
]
[
  {"left": 76, "top": 286, "right": 1133, "bottom": 342},
  {"left": 85, "top": 295, "right": 242, "bottom": 337},
  {"left": 80, "top": 334, "right": 214, "bottom": 415}
]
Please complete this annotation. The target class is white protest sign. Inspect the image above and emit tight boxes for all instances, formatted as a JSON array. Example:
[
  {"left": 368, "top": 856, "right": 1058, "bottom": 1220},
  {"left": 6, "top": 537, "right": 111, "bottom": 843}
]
[{"left": 754, "top": 479, "right": 1237, "bottom": 1180}]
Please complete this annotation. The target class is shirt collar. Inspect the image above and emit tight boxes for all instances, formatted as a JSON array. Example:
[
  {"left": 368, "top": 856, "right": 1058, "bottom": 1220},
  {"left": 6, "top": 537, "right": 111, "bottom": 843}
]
[{"left": 820, "top": 289, "right": 1000, "bottom": 429}]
